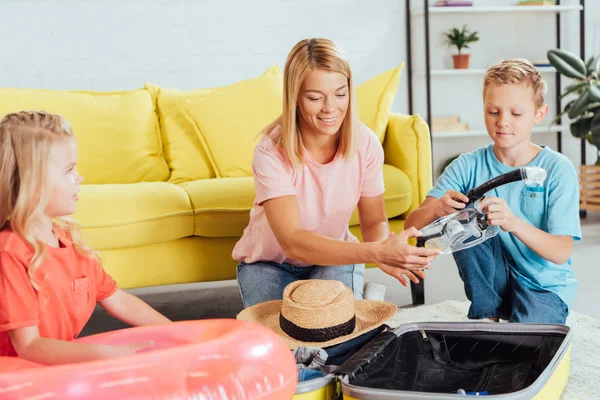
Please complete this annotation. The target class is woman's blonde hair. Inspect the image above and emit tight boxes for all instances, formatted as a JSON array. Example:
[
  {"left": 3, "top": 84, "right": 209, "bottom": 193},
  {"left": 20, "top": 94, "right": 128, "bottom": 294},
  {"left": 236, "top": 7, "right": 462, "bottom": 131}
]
[
  {"left": 0, "top": 111, "right": 96, "bottom": 290},
  {"left": 265, "top": 38, "right": 357, "bottom": 165},
  {"left": 484, "top": 58, "right": 548, "bottom": 108}
]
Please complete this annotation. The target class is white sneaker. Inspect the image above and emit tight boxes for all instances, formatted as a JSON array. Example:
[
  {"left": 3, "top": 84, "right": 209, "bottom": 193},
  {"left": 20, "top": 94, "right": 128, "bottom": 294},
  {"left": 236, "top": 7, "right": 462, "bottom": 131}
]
[{"left": 363, "top": 282, "right": 386, "bottom": 301}]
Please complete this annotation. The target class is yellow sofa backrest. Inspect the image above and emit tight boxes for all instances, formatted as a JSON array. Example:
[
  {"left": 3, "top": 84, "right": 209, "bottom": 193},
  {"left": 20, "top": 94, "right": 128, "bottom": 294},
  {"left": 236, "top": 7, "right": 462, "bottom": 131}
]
[
  {"left": 153, "top": 63, "right": 404, "bottom": 183},
  {"left": 0, "top": 87, "right": 169, "bottom": 184},
  {"left": 147, "top": 66, "right": 282, "bottom": 183},
  {"left": 0, "top": 63, "right": 404, "bottom": 185}
]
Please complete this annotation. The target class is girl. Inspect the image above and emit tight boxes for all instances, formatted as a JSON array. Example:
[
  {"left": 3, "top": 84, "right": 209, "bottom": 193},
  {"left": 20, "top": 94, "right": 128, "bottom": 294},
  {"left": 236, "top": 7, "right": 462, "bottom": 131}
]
[
  {"left": 233, "top": 38, "right": 440, "bottom": 308},
  {"left": 0, "top": 111, "right": 171, "bottom": 364}
]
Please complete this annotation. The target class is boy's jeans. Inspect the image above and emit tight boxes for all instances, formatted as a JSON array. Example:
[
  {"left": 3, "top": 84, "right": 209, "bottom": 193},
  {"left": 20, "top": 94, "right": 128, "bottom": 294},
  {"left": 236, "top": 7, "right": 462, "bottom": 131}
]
[
  {"left": 453, "top": 235, "right": 568, "bottom": 324},
  {"left": 237, "top": 261, "right": 364, "bottom": 308}
]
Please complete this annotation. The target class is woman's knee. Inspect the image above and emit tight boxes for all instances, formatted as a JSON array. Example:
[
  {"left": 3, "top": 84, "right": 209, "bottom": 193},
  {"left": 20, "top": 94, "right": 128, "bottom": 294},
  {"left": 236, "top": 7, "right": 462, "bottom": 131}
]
[
  {"left": 236, "top": 262, "right": 297, "bottom": 308},
  {"left": 309, "top": 264, "right": 365, "bottom": 298}
]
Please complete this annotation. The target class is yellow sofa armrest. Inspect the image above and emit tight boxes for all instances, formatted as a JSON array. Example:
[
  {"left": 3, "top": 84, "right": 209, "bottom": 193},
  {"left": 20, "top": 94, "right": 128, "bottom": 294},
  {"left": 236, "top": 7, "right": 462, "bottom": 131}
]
[{"left": 382, "top": 113, "right": 432, "bottom": 218}]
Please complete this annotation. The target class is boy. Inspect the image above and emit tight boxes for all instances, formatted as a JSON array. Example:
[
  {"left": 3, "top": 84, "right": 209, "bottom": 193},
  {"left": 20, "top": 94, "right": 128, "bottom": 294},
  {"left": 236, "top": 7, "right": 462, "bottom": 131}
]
[{"left": 405, "top": 59, "right": 580, "bottom": 324}]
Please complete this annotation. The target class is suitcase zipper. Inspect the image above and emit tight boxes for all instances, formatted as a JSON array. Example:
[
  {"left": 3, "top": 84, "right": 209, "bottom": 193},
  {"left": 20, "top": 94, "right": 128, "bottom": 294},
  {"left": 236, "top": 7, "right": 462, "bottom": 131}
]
[
  {"left": 332, "top": 376, "right": 343, "bottom": 400},
  {"left": 420, "top": 330, "right": 429, "bottom": 341}
]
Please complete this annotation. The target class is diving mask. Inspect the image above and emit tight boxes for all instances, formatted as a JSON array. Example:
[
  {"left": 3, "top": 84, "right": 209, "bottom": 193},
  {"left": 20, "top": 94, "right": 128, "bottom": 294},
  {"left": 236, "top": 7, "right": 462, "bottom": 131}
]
[{"left": 416, "top": 166, "right": 547, "bottom": 254}]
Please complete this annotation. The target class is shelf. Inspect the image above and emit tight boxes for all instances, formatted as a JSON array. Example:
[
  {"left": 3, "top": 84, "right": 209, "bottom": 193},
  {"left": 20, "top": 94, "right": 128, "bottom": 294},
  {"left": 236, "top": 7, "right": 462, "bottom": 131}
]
[
  {"left": 432, "top": 125, "right": 569, "bottom": 139},
  {"left": 416, "top": 66, "right": 556, "bottom": 76},
  {"left": 411, "top": 5, "right": 583, "bottom": 15}
]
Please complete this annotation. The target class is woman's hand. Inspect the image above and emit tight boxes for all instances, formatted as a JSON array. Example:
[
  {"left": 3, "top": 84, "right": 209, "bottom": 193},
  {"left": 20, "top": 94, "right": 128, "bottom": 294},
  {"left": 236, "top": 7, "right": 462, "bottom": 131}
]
[
  {"left": 435, "top": 190, "right": 469, "bottom": 218},
  {"left": 376, "top": 227, "right": 440, "bottom": 270},
  {"left": 377, "top": 263, "right": 427, "bottom": 286},
  {"left": 481, "top": 196, "right": 519, "bottom": 232}
]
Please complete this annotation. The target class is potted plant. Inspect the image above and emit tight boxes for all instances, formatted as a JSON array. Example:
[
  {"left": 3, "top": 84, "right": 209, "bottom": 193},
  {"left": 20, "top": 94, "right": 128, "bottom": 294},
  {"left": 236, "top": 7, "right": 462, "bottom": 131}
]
[
  {"left": 548, "top": 48, "right": 600, "bottom": 216},
  {"left": 444, "top": 25, "right": 480, "bottom": 69}
]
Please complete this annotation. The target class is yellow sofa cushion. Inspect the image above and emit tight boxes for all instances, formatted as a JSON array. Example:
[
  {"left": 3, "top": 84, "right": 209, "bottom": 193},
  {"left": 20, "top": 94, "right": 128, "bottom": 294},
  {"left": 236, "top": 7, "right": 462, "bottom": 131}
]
[
  {"left": 180, "top": 67, "right": 283, "bottom": 178},
  {"left": 149, "top": 66, "right": 282, "bottom": 183},
  {"left": 179, "top": 178, "right": 255, "bottom": 237},
  {"left": 0, "top": 88, "right": 169, "bottom": 184},
  {"left": 356, "top": 64, "right": 404, "bottom": 143},
  {"left": 180, "top": 164, "right": 412, "bottom": 238},
  {"left": 146, "top": 83, "right": 216, "bottom": 183},
  {"left": 73, "top": 183, "right": 194, "bottom": 251}
]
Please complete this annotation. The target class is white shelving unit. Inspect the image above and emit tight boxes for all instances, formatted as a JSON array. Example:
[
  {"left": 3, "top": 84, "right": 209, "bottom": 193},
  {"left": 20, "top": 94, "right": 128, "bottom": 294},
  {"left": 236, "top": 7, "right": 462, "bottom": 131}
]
[
  {"left": 404, "top": 0, "right": 587, "bottom": 303},
  {"left": 411, "top": 5, "right": 583, "bottom": 15},
  {"left": 406, "top": 0, "right": 586, "bottom": 172}
]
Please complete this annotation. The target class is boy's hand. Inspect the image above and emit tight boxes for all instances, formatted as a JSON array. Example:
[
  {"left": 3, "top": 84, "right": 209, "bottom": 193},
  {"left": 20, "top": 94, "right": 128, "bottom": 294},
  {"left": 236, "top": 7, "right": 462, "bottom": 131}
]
[
  {"left": 481, "top": 196, "right": 519, "bottom": 232},
  {"left": 436, "top": 190, "right": 469, "bottom": 218}
]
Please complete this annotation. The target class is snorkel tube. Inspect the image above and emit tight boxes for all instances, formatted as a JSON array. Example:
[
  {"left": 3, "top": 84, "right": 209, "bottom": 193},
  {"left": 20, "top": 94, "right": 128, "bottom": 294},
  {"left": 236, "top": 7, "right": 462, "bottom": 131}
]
[
  {"left": 416, "top": 167, "right": 547, "bottom": 251},
  {"left": 464, "top": 166, "right": 547, "bottom": 206}
]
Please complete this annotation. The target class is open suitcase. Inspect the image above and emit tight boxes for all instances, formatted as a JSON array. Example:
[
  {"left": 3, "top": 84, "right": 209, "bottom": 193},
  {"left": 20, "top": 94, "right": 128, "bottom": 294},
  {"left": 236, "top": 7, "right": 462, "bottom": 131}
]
[{"left": 293, "top": 322, "right": 572, "bottom": 399}]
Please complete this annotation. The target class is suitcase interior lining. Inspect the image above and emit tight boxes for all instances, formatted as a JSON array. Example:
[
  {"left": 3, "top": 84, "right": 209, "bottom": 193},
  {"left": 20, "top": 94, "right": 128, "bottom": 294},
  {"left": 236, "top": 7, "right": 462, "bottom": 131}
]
[{"left": 347, "top": 329, "right": 565, "bottom": 395}]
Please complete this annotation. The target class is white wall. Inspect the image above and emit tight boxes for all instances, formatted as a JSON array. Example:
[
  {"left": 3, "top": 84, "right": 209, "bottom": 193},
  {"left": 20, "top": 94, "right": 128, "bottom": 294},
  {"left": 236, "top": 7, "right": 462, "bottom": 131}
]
[
  {"left": 1, "top": 0, "right": 598, "bottom": 169},
  {"left": 0, "top": 0, "right": 407, "bottom": 107}
]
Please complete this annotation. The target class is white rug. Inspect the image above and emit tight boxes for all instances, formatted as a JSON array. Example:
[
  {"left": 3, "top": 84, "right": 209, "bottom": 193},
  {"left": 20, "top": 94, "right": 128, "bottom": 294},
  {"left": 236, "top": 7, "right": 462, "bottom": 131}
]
[{"left": 386, "top": 300, "right": 600, "bottom": 400}]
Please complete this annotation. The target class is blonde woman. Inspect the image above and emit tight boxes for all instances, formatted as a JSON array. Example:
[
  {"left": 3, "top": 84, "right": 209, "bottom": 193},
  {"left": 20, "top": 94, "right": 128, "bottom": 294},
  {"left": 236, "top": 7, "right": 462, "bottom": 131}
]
[
  {"left": 0, "top": 111, "right": 170, "bottom": 363},
  {"left": 233, "top": 38, "right": 440, "bottom": 308}
]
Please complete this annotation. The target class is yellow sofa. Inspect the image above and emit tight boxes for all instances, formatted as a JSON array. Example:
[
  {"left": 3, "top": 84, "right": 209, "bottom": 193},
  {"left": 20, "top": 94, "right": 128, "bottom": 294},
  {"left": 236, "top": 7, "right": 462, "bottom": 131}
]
[{"left": 0, "top": 66, "right": 432, "bottom": 289}]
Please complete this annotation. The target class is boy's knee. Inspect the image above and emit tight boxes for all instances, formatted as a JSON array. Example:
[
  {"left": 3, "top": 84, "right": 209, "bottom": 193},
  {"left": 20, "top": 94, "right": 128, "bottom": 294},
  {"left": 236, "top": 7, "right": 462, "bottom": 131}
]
[
  {"left": 453, "top": 235, "right": 504, "bottom": 266},
  {"left": 509, "top": 287, "right": 568, "bottom": 324}
]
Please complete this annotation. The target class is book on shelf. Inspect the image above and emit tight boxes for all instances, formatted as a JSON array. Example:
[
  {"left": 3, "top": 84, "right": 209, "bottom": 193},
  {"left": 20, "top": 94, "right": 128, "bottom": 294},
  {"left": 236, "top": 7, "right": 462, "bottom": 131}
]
[
  {"left": 533, "top": 60, "right": 552, "bottom": 67},
  {"left": 432, "top": 123, "right": 470, "bottom": 133},
  {"left": 432, "top": 116, "right": 461, "bottom": 124},
  {"left": 434, "top": 0, "right": 473, "bottom": 6},
  {"left": 517, "top": 0, "right": 556, "bottom": 6},
  {"left": 431, "top": 117, "right": 469, "bottom": 133}
]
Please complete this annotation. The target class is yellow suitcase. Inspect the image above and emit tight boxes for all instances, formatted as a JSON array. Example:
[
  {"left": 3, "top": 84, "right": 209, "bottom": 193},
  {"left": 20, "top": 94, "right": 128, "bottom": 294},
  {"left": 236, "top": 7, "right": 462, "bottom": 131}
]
[
  {"left": 293, "top": 322, "right": 571, "bottom": 399},
  {"left": 294, "top": 376, "right": 335, "bottom": 399}
]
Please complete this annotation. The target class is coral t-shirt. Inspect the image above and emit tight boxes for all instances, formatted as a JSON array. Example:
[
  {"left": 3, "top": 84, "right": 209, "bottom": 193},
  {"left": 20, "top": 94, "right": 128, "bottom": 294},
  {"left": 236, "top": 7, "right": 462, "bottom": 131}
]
[
  {"left": 0, "top": 228, "right": 118, "bottom": 356},
  {"left": 232, "top": 124, "right": 385, "bottom": 266}
]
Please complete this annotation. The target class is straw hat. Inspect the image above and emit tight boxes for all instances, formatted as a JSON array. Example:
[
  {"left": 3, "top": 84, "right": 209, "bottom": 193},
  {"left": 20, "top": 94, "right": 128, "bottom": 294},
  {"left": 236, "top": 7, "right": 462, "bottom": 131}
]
[{"left": 237, "top": 279, "right": 397, "bottom": 349}]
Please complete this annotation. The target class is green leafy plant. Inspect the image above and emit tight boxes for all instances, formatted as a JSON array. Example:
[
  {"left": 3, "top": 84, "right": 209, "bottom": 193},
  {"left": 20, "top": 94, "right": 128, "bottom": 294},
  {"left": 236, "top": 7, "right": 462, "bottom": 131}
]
[
  {"left": 548, "top": 48, "right": 600, "bottom": 165},
  {"left": 444, "top": 25, "right": 480, "bottom": 54}
]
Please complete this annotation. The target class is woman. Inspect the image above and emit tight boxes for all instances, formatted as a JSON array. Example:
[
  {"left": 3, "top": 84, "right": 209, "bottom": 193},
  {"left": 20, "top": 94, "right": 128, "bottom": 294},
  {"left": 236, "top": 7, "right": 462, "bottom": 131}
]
[{"left": 233, "top": 38, "right": 440, "bottom": 308}]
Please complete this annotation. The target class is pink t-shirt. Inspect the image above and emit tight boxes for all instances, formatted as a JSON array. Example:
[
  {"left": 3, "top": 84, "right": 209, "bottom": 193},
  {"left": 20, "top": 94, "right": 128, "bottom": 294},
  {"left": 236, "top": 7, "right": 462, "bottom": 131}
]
[{"left": 232, "top": 123, "right": 385, "bottom": 266}]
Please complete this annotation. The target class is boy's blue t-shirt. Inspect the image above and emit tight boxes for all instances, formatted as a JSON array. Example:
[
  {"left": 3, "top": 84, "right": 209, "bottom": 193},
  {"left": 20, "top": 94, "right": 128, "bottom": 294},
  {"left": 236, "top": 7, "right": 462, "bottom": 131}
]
[{"left": 428, "top": 144, "right": 581, "bottom": 309}]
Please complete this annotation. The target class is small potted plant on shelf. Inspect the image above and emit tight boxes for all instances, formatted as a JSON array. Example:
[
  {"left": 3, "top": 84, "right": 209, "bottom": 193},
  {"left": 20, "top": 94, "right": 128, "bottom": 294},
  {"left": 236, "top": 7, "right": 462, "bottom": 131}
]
[
  {"left": 444, "top": 25, "right": 479, "bottom": 69},
  {"left": 548, "top": 48, "right": 600, "bottom": 216}
]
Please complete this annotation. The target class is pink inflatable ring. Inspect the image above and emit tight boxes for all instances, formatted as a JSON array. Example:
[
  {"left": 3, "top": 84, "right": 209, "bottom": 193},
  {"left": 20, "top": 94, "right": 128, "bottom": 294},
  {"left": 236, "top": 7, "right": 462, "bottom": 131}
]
[{"left": 0, "top": 320, "right": 297, "bottom": 399}]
